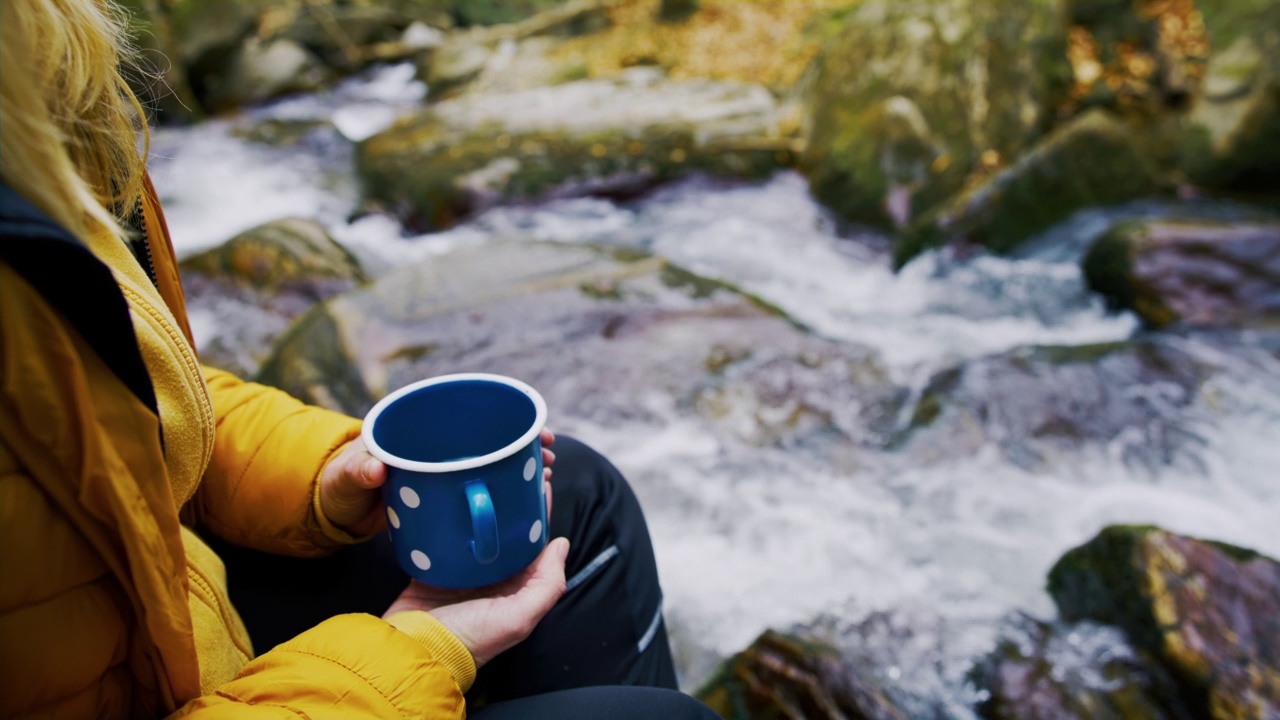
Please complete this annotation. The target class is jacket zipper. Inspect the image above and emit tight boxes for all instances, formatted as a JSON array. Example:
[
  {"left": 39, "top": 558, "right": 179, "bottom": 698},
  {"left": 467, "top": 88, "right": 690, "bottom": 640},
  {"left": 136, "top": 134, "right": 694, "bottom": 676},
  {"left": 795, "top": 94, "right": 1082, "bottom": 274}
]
[{"left": 124, "top": 195, "right": 159, "bottom": 289}]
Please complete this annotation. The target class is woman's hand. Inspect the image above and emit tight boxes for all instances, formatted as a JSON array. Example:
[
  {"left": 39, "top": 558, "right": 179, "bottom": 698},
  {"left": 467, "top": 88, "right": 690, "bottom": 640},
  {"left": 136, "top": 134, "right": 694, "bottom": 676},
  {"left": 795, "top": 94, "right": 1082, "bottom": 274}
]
[
  {"left": 319, "top": 437, "right": 388, "bottom": 536},
  {"left": 383, "top": 537, "right": 570, "bottom": 668},
  {"left": 320, "top": 427, "right": 558, "bottom": 536}
]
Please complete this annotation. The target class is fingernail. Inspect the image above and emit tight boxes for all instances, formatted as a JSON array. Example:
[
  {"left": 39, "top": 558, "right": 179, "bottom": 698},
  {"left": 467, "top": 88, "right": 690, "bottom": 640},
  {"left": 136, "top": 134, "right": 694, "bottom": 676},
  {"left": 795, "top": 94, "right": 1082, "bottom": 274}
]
[
  {"left": 555, "top": 538, "right": 570, "bottom": 562},
  {"left": 362, "top": 458, "right": 380, "bottom": 483}
]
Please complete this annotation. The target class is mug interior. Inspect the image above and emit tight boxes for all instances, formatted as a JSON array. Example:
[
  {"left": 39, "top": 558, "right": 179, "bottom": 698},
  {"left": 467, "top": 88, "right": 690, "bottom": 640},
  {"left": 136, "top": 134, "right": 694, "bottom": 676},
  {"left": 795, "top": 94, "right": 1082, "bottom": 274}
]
[{"left": 371, "top": 379, "right": 537, "bottom": 464}]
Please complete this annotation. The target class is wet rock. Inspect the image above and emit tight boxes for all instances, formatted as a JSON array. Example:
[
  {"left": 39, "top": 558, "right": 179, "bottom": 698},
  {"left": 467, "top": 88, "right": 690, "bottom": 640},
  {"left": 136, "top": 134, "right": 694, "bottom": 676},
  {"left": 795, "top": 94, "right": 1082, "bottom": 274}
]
[
  {"left": 896, "top": 110, "right": 1166, "bottom": 267},
  {"left": 201, "top": 36, "right": 331, "bottom": 111},
  {"left": 1177, "top": 0, "right": 1280, "bottom": 193},
  {"left": 181, "top": 219, "right": 365, "bottom": 376},
  {"left": 695, "top": 630, "right": 907, "bottom": 720},
  {"left": 357, "top": 69, "right": 787, "bottom": 230},
  {"left": 256, "top": 241, "right": 896, "bottom": 454},
  {"left": 693, "top": 342, "right": 905, "bottom": 451},
  {"left": 181, "top": 218, "right": 366, "bottom": 293},
  {"left": 1048, "top": 526, "right": 1280, "bottom": 720},
  {"left": 800, "top": 0, "right": 1070, "bottom": 233},
  {"left": 899, "top": 337, "right": 1212, "bottom": 472},
  {"left": 1082, "top": 218, "right": 1280, "bottom": 329},
  {"left": 971, "top": 614, "right": 1192, "bottom": 720},
  {"left": 167, "top": 0, "right": 263, "bottom": 71}
]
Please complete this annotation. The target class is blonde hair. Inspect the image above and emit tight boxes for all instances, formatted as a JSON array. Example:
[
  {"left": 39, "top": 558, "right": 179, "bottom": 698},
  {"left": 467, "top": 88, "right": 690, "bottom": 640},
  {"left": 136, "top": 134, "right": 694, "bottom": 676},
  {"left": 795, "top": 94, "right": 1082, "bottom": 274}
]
[{"left": 0, "top": 0, "right": 148, "bottom": 242}]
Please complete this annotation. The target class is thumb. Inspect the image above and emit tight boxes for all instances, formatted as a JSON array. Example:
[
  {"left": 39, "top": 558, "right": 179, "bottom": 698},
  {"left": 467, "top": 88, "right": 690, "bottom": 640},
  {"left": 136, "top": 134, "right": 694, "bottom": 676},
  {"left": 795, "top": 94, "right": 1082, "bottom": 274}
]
[{"left": 512, "top": 538, "right": 570, "bottom": 618}]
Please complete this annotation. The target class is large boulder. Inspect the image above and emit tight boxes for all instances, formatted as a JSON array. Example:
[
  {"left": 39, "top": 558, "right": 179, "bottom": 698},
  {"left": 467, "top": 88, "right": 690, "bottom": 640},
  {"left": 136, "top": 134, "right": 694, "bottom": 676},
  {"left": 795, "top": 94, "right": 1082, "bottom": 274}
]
[
  {"left": 181, "top": 219, "right": 365, "bottom": 377},
  {"left": 1177, "top": 0, "right": 1280, "bottom": 193},
  {"left": 971, "top": 615, "right": 1191, "bottom": 720},
  {"left": 895, "top": 110, "right": 1166, "bottom": 267},
  {"left": 800, "top": 0, "right": 1071, "bottom": 233},
  {"left": 1082, "top": 218, "right": 1280, "bottom": 329},
  {"left": 1048, "top": 526, "right": 1280, "bottom": 720},
  {"left": 695, "top": 630, "right": 907, "bottom": 720},
  {"left": 200, "top": 36, "right": 331, "bottom": 112},
  {"left": 356, "top": 69, "right": 788, "bottom": 230},
  {"left": 256, "top": 241, "right": 897, "bottom": 458},
  {"left": 899, "top": 337, "right": 1211, "bottom": 471}
]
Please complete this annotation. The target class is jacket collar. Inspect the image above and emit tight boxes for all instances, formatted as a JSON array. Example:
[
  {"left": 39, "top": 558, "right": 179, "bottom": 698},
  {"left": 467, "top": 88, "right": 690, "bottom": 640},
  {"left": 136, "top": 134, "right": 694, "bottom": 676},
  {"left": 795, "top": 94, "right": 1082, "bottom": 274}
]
[{"left": 0, "top": 183, "right": 160, "bottom": 418}]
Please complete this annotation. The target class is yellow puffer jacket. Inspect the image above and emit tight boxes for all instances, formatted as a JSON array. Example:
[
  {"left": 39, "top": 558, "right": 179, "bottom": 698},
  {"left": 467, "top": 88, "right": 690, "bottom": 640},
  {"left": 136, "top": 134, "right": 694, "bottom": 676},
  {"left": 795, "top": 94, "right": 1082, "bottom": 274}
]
[{"left": 0, "top": 179, "right": 474, "bottom": 718}]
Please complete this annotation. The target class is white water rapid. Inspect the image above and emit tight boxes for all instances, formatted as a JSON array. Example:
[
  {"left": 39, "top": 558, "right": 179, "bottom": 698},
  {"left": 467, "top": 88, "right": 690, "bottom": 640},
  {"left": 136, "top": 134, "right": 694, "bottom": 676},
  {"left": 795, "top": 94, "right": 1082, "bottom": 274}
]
[{"left": 150, "top": 64, "right": 1280, "bottom": 717}]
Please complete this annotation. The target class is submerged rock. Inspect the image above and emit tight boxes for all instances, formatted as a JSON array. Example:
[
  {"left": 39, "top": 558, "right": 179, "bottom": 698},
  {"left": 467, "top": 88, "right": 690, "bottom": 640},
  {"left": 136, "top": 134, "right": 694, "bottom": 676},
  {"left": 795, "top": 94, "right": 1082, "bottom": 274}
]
[
  {"left": 695, "top": 630, "right": 907, "bottom": 720},
  {"left": 971, "top": 614, "right": 1192, "bottom": 720},
  {"left": 896, "top": 109, "right": 1166, "bottom": 267},
  {"left": 357, "top": 69, "right": 787, "bottom": 230},
  {"left": 900, "top": 337, "right": 1211, "bottom": 472},
  {"left": 1082, "top": 218, "right": 1280, "bottom": 329},
  {"left": 1048, "top": 526, "right": 1280, "bottom": 720},
  {"left": 800, "top": 0, "right": 1070, "bottom": 233}
]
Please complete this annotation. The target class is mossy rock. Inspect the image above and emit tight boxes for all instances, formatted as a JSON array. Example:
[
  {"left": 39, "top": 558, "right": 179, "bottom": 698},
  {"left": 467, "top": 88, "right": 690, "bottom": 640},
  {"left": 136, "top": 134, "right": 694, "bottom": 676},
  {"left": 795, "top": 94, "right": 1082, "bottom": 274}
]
[
  {"left": 180, "top": 218, "right": 366, "bottom": 294},
  {"left": 1082, "top": 218, "right": 1280, "bottom": 329},
  {"left": 1176, "top": 0, "right": 1280, "bottom": 194},
  {"left": 357, "top": 72, "right": 786, "bottom": 230},
  {"left": 1048, "top": 525, "right": 1280, "bottom": 720},
  {"left": 895, "top": 110, "right": 1165, "bottom": 267},
  {"left": 800, "top": 0, "right": 1070, "bottom": 232},
  {"left": 695, "top": 630, "right": 907, "bottom": 720}
]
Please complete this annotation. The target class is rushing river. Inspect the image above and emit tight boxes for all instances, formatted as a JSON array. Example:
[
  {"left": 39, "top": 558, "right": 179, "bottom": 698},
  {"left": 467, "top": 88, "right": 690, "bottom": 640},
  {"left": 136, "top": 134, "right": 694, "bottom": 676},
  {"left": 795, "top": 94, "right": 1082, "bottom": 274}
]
[{"left": 150, "top": 64, "right": 1280, "bottom": 716}]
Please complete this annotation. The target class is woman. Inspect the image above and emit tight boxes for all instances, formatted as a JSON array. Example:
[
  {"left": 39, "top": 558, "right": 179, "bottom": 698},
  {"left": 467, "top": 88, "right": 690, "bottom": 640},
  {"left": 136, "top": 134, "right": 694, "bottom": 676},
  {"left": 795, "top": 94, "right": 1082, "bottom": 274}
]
[{"left": 0, "top": 1, "right": 715, "bottom": 717}]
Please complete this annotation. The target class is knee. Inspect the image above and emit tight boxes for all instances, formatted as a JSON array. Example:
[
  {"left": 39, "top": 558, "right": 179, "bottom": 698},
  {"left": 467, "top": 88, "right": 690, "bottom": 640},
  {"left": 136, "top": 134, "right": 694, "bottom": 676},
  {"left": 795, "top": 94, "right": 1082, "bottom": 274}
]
[{"left": 548, "top": 434, "right": 630, "bottom": 504}]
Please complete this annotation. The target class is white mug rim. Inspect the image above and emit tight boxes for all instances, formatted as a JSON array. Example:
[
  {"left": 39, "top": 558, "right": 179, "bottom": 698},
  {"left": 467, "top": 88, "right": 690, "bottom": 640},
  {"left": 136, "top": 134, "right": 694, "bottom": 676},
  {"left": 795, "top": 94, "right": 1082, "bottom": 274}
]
[{"left": 362, "top": 373, "right": 548, "bottom": 473}]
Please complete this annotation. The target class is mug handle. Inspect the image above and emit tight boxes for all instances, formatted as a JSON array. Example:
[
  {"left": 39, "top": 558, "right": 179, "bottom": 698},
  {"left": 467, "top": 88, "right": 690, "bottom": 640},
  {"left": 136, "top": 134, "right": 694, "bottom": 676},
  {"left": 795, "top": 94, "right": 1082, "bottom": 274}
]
[{"left": 464, "top": 480, "right": 499, "bottom": 565}]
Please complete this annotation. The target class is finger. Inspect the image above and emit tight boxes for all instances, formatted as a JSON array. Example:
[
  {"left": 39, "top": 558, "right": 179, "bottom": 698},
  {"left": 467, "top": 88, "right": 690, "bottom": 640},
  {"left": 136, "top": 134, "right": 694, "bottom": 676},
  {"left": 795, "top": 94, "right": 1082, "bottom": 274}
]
[
  {"left": 358, "top": 454, "right": 387, "bottom": 488},
  {"left": 542, "top": 446, "right": 556, "bottom": 469},
  {"left": 543, "top": 466, "right": 552, "bottom": 483},
  {"left": 544, "top": 479, "right": 553, "bottom": 518},
  {"left": 540, "top": 427, "right": 556, "bottom": 449},
  {"left": 512, "top": 538, "right": 569, "bottom": 617}
]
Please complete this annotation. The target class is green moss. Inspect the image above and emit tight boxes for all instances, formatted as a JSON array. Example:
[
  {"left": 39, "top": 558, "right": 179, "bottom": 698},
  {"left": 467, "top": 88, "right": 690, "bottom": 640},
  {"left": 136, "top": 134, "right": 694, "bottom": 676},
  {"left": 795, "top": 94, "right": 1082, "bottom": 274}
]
[
  {"left": 1047, "top": 525, "right": 1165, "bottom": 654},
  {"left": 1029, "top": 341, "right": 1131, "bottom": 365},
  {"left": 1081, "top": 224, "right": 1140, "bottom": 313},
  {"left": 896, "top": 110, "right": 1166, "bottom": 267}
]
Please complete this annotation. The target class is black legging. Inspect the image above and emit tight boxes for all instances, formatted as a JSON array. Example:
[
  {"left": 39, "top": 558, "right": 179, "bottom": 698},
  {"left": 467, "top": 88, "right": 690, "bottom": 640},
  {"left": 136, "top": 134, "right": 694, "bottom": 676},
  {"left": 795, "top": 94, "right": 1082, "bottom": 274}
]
[{"left": 207, "top": 435, "right": 716, "bottom": 719}]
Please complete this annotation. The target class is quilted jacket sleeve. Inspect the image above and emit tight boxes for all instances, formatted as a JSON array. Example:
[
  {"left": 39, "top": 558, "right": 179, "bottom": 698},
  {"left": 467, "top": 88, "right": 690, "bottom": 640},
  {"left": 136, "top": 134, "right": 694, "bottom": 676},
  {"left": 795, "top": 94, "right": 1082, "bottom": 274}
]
[
  {"left": 172, "top": 612, "right": 476, "bottom": 719},
  {"left": 191, "top": 366, "right": 366, "bottom": 557}
]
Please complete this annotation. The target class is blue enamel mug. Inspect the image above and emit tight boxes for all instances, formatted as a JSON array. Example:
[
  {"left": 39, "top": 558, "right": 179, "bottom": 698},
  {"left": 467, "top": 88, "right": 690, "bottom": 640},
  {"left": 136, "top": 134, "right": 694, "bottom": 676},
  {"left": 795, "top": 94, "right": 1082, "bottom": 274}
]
[{"left": 362, "top": 373, "right": 548, "bottom": 589}]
